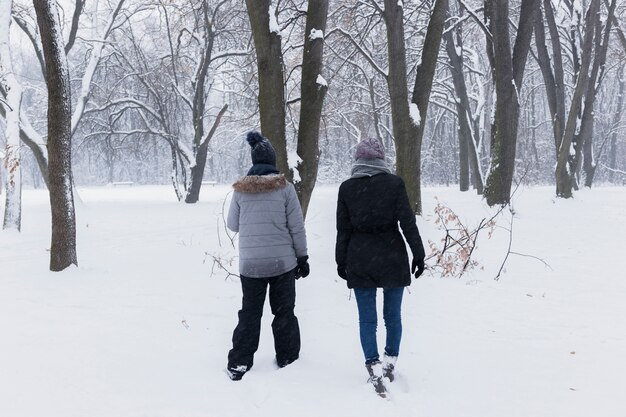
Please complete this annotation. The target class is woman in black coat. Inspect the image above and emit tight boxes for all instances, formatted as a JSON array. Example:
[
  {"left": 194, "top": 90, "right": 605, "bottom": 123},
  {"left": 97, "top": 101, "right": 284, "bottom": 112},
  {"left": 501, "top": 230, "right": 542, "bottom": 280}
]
[{"left": 335, "top": 138, "right": 425, "bottom": 397}]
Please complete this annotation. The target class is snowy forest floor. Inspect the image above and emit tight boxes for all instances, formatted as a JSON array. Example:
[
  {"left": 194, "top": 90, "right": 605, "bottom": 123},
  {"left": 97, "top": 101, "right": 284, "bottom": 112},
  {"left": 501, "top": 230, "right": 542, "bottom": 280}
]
[{"left": 1, "top": 185, "right": 625, "bottom": 417}]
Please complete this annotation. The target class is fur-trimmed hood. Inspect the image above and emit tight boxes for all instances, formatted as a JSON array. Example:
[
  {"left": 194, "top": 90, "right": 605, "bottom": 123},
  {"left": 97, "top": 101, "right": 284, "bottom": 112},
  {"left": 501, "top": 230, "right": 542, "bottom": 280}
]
[{"left": 233, "top": 174, "right": 288, "bottom": 193}]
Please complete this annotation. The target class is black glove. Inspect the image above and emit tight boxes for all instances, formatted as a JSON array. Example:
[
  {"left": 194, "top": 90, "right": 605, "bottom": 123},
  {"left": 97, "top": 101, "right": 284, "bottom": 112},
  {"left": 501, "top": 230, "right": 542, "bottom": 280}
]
[
  {"left": 294, "top": 256, "right": 310, "bottom": 279},
  {"left": 411, "top": 258, "right": 425, "bottom": 279},
  {"left": 337, "top": 264, "right": 347, "bottom": 280}
]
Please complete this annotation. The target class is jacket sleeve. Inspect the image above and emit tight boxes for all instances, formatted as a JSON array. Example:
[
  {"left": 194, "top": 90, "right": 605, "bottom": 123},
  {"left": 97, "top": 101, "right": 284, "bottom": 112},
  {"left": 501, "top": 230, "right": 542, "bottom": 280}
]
[
  {"left": 285, "top": 184, "right": 308, "bottom": 257},
  {"left": 226, "top": 192, "right": 240, "bottom": 233},
  {"left": 396, "top": 178, "right": 426, "bottom": 260},
  {"left": 335, "top": 184, "right": 352, "bottom": 267}
]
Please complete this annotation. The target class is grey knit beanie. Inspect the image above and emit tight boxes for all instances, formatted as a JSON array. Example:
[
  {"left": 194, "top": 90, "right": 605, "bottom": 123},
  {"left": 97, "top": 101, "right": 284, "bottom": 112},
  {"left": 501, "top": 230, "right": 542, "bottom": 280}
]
[{"left": 355, "top": 138, "right": 385, "bottom": 160}]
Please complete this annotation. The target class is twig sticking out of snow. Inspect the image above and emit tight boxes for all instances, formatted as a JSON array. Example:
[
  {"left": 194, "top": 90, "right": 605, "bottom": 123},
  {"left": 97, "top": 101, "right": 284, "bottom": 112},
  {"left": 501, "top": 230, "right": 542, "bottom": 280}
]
[
  {"left": 427, "top": 200, "right": 496, "bottom": 278},
  {"left": 206, "top": 192, "right": 239, "bottom": 280}
]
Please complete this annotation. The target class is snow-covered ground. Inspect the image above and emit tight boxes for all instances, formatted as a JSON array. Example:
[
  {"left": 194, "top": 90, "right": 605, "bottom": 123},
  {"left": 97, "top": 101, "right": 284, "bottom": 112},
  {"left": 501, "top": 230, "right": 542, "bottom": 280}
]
[{"left": 1, "top": 185, "right": 625, "bottom": 417}]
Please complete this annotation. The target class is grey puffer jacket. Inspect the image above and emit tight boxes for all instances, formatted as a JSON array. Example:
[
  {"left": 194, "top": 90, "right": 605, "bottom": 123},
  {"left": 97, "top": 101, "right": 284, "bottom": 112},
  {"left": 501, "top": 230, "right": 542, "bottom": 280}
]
[{"left": 227, "top": 174, "right": 308, "bottom": 278}]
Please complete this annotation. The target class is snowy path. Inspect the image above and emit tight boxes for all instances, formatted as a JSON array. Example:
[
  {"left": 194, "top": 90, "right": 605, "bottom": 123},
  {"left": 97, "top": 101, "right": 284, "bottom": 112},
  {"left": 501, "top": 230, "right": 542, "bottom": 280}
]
[{"left": 1, "top": 185, "right": 625, "bottom": 417}]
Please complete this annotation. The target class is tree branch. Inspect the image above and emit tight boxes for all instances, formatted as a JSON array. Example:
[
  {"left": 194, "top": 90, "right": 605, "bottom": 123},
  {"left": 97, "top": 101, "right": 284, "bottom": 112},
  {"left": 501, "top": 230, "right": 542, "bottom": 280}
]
[
  {"left": 200, "top": 104, "right": 228, "bottom": 147},
  {"left": 12, "top": 14, "right": 46, "bottom": 77},
  {"left": 64, "top": 0, "right": 85, "bottom": 54},
  {"left": 457, "top": 0, "right": 492, "bottom": 40},
  {"left": 326, "top": 27, "right": 388, "bottom": 79}
]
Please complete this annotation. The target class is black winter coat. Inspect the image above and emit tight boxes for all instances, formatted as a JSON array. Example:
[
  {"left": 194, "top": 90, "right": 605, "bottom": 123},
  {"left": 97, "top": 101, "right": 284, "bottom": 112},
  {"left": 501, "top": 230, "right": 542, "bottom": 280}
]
[{"left": 335, "top": 173, "right": 425, "bottom": 289}]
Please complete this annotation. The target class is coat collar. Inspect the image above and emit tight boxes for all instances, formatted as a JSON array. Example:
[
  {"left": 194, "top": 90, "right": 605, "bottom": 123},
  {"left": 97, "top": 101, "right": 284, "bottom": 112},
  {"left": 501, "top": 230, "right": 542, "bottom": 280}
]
[{"left": 233, "top": 174, "right": 288, "bottom": 193}]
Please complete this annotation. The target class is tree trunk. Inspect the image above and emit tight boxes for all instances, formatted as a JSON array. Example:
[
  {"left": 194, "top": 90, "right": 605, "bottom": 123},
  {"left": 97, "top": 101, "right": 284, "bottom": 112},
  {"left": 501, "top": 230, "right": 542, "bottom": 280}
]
[
  {"left": 444, "top": 8, "right": 483, "bottom": 193},
  {"left": 458, "top": 118, "right": 470, "bottom": 191},
  {"left": 609, "top": 66, "right": 625, "bottom": 183},
  {"left": 484, "top": 0, "right": 518, "bottom": 206},
  {"left": 555, "top": 0, "right": 600, "bottom": 198},
  {"left": 579, "top": 0, "right": 616, "bottom": 189},
  {"left": 169, "top": 144, "right": 183, "bottom": 202},
  {"left": 34, "top": 0, "right": 78, "bottom": 271},
  {"left": 483, "top": 0, "right": 535, "bottom": 206},
  {"left": 295, "top": 0, "right": 329, "bottom": 218},
  {"left": 410, "top": 0, "right": 448, "bottom": 212},
  {"left": 1, "top": 0, "right": 23, "bottom": 231},
  {"left": 534, "top": 0, "right": 566, "bottom": 151},
  {"left": 581, "top": 118, "right": 597, "bottom": 188},
  {"left": 0, "top": 35, "right": 49, "bottom": 191},
  {"left": 245, "top": 0, "right": 289, "bottom": 179},
  {"left": 186, "top": 3, "right": 209, "bottom": 202},
  {"left": 184, "top": 1, "right": 216, "bottom": 204},
  {"left": 382, "top": 0, "right": 421, "bottom": 213},
  {"left": 445, "top": 36, "right": 469, "bottom": 191},
  {"left": 185, "top": 104, "right": 228, "bottom": 203},
  {"left": 380, "top": 0, "right": 447, "bottom": 214}
]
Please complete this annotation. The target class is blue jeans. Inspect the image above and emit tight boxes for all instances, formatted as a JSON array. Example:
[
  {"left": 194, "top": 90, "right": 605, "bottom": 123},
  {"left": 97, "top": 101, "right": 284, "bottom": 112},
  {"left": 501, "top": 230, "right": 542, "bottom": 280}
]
[{"left": 353, "top": 287, "right": 404, "bottom": 364}]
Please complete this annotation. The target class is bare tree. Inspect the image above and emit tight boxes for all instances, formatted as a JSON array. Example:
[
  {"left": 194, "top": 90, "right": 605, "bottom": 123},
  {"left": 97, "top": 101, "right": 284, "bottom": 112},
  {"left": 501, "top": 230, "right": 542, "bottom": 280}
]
[
  {"left": 294, "top": 0, "right": 329, "bottom": 217},
  {"left": 0, "top": 0, "right": 128, "bottom": 229},
  {"left": 84, "top": 0, "right": 247, "bottom": 201},
  {"left": 554, "top": 0, "right": 601, "bottom": 198},
  {"left": 483, "top": 0, "right": 536, "bottom": 206},
  {"left": 243, "top": 0, "right": 330, "bottom": 217},
  {"left": 410, "top": 0, "right": 448, "bottom": 211},
  {"left": 34, "top": 0, "right": 77, "bottom": 271},
  {"left": 378, "top": 0, "right": 447, "bottom": 213},
  {"left": 535, "top": 0, "right": 615, "bottom": 195},
  {"left": 245, "top": 0, "right": 289, "bottom": 176},
  {"left": 183, "top": 0, "right": 234, "bottom": 203},
  {"left": 608, "top": 66, "right": 625, "bottom": 182},
  {"left": 444, "top": 1, "right": 484, "bottom": 194},
  {"left": 577, "top": 0, "right": 616, "bottom": 188},
  {"left": 1, "top": 0, "right": 23, "bottom": 231}
]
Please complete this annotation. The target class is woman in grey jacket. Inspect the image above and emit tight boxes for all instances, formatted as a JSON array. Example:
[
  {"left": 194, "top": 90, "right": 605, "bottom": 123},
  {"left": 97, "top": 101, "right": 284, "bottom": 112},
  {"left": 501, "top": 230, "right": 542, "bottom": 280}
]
[{"left": 226, "top": 131, "right": 309, "bottom": 381}]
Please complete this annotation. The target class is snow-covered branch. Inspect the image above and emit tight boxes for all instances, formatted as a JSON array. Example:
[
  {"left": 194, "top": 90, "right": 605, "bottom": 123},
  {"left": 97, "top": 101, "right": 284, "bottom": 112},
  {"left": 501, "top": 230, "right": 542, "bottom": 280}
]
[
  {"left": 85, "top": 98, "right": 164, "bottom": 124},
  {"left": 326, "top": 27, "right": 388, "bottom": 79},
  {"left": 11, "top": 13, "right": 46, "bottom": 76},
  {"left": 457, "top": 0, "right": 492, "bottom": 40},
  {"left": 200, "top": 104, "right": 229, "bottom": 148},
  {"left": 210, "top": 49, "right": 252, "bottom": 62},
  {"left": 71, "top": 0, "right": 127, "bottom": 136},
  {"left": 64, "top": 0, "right": 85, "bottom": 54},
  {"left": 600, "top": 163, "right": 626, "bottom": 176}
]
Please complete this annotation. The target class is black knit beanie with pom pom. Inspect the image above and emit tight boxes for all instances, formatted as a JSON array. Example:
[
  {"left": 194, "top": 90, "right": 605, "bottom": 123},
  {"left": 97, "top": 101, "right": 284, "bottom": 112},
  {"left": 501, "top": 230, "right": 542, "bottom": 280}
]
[{"left": 246, "top": 131, "right": 277, "bottom": 167}]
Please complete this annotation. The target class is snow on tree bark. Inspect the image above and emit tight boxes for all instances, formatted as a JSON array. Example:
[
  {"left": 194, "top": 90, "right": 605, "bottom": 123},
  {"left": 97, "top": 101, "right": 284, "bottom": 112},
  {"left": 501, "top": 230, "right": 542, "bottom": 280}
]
[
  {"left": 34, "top": 0, "right": 78, "bottom": 271},
  {"left": 0, "top": 82, "right": 49, "bottom": 189},
  {"left": 483, "top": 0, "right": 536, "bottom": 206},
  {"left": 1, "top": 0, "right": 23, "bottom": 231},
  {"left": 295, "top": 1, "right": 329, "bottom": 218},
  {"left": 381, "top": 0, "right": 446, "bottom": 214},
  {"left": 535, "top": 0, "right": 613, "bottom": 194},
  {"left": 383, "top": 0, "right": 428, "bottom": 214},
  {"left": 608, "top": 66, "right": 625, "bottom": 183},
  {"left": 410, "top": 0, "right": 448, "bottom": 211},
  {"left": 184, "top": 1, "right": 229, "bottom": 204},
  {"left": 577, "top": 0, "right": 615, "bottom": 189},
  {"left": 444, "top": 4, "right": 484, "bottom": 194},
  {"left": 555, "top": 0, "right": 600, "bottom": 198},
  {"left": 245, "top": 0, "right": 289, "bottom": 179}
]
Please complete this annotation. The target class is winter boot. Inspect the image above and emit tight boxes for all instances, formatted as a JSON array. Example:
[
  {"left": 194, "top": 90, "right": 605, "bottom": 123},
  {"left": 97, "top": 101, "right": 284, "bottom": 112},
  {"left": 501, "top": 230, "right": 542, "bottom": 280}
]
[
  {"left": 277, "top": 355, "right": 299, "bottom": 368},
  {"left": 226, "top": 365, "right": 249, "bottom": 381},
  {"left": 382, "top": 354, "right": 397, "bottom": 382},
  {"left": 365, "top": 361, "right": 387, "bottom": 398}
]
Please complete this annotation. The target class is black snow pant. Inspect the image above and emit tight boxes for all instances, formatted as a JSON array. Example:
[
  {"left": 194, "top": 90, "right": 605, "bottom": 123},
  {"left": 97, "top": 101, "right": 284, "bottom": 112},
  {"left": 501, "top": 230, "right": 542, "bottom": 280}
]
[{"left": 227, "top": 269, "right": 300, "bottom": 370}]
